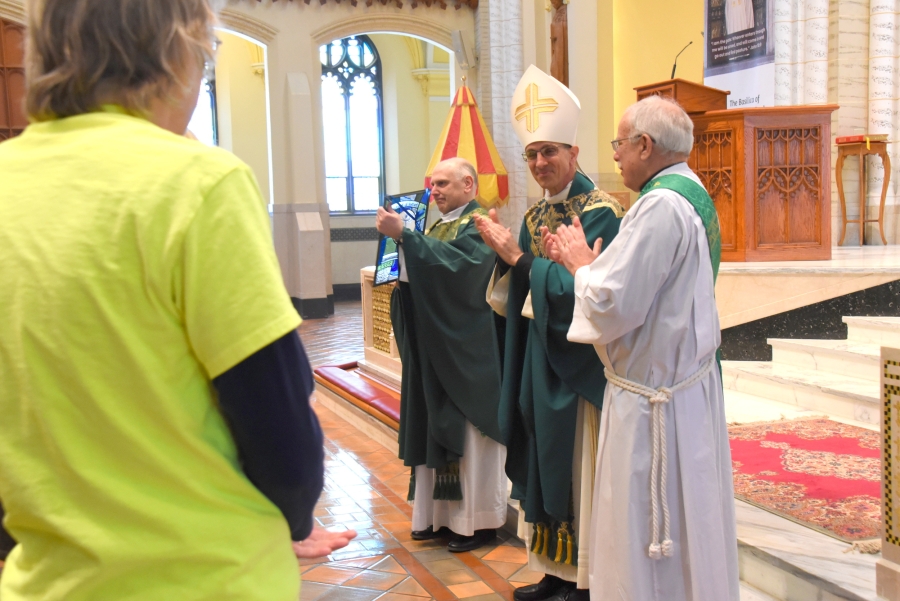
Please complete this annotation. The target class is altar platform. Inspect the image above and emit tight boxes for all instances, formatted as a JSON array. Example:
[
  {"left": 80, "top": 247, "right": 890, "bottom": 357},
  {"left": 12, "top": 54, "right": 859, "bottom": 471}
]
[{"left": 717, "top": 246, "right": 900, "bottom": 328}]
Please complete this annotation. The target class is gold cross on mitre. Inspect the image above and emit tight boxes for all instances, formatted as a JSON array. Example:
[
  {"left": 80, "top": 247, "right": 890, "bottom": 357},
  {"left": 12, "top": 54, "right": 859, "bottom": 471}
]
[{"left": 514, "top": 83, "right": 559, "bottom": 134}]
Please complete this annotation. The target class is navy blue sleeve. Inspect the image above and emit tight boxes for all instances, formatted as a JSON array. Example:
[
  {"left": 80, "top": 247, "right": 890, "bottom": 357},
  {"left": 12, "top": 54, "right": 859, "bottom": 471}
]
[
  {"left": 0, "top": 502, "right": 14, "bottom": 559},
  {"left": 213, "top": 331, "right": 324, "bottom": 541}
]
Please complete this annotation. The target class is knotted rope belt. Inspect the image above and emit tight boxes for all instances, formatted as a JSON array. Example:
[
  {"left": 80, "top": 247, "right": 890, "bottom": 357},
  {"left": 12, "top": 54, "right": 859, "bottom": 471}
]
[{"left": 603, "top": 358, "right": 715, "bottom": 560}]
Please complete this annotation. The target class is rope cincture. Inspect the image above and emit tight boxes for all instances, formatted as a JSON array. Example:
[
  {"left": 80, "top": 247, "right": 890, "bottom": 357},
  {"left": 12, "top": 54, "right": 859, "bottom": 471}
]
[{"left": 603, "top": 357, "right": 715, "bottom": 560}]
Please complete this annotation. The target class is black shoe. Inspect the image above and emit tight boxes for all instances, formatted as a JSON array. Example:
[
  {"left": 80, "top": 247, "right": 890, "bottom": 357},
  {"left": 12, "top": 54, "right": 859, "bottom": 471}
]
[
  {"left": 410, "top": 526, "right": 450, "bottom": 541},
  {"left": 513, "top": 576, "right": 569, "bottom": 601},
  {"left": 447, "top": 528, "right": 498, "bottom": 553},
  {"left": 544, "top": 587, "right": 587, "bottom": 601}
]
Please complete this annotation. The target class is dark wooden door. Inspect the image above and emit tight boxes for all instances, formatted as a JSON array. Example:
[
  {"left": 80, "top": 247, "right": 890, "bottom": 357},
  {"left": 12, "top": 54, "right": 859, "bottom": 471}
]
[{"left": 0, "top": 17, "right": 27, "bottom": 142}]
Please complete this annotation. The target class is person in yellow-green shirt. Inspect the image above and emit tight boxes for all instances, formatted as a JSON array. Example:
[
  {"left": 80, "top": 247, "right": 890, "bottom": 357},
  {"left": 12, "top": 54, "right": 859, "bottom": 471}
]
[{"left": 0, "top": 1, "right": 354, "bottom": 599}]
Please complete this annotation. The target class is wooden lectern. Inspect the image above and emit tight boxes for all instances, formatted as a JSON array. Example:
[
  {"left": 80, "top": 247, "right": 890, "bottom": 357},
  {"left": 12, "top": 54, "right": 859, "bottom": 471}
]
[{"left": 637, "top": 80, "right": 838, "bottom": 262}]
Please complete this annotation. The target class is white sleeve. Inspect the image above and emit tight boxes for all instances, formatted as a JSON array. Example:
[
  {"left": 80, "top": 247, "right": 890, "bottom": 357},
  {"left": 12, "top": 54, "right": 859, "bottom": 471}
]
[
  {"left": 485, "top": 264, "right": 509, "bottom": 316},
  {"left": 568, "top": 193, "right": 687, "bottom": 345},
  {"left": 398, "top": 247, "right": 409, "bottom": 282}
]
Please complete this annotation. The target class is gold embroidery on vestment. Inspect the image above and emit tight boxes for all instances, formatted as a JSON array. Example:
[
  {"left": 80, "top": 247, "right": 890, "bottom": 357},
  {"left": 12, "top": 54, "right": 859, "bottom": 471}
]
[
  {"left": 425, "top": 207, "right": 488, "bottom": 241},
  {"left": 524, "top": 189, "right": 625, "bottom": 258}
]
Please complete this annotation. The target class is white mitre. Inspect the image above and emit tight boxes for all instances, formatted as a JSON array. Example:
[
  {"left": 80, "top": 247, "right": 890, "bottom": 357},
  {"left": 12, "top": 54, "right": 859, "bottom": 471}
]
[{"left": 510, "top": 65, "right": 580, "bottom": 147}]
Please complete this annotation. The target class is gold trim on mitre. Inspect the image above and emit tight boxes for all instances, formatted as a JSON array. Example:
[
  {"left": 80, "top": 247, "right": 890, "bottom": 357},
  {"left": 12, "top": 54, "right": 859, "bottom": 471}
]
[{"left": 510, "top": 65, "right": 580, "bottom": 147}]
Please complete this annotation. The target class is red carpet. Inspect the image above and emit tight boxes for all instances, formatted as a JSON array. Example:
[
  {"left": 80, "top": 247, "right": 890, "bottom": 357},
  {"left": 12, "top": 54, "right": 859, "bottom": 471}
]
[{"left": 729, "top": 418, "right": 881, "bottom": 542}]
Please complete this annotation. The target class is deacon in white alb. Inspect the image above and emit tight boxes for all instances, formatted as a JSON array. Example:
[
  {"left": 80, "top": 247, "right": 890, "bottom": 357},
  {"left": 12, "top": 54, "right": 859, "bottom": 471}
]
[{"left": 546, "top": 95, "right": 739, "bottom": 601}]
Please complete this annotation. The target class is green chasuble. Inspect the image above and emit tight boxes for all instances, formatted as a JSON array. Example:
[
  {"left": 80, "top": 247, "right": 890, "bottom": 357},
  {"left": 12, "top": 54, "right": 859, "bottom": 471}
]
[
  {"left": 390, "top": 200, "right": 504, "bottom": 501},
  {"left": 500, "top": 172, "right": 624, "bottom": 563}
]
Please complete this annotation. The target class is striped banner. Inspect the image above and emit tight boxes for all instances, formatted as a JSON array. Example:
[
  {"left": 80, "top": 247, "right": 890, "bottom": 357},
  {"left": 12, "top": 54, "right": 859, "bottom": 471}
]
[{"left": 424, "top": 86, "right": 509, "bottom": 208}]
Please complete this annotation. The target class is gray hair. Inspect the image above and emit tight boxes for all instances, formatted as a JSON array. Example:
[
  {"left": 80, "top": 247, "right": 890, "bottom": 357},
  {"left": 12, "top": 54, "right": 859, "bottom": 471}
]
[
  {"left": 439, "top": 157, "right": 479, "bottom": 192},
  {"left": 621, "top": 95, "right": 694, "bottom": 157}
]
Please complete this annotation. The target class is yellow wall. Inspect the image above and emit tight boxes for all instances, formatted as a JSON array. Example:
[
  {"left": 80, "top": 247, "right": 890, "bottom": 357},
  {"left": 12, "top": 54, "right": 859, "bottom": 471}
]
[
  {"left": 214, "top": 31, "right": 271, "bottom": 203},
  {"left": 597, "top": 0, "right": 704, "bottom": 173}
]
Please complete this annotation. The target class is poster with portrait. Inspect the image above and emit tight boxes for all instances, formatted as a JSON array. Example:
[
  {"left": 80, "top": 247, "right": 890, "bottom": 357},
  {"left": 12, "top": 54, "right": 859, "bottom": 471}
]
[{"left": 703, "top": 0, "right": 775, "bottom": 108}]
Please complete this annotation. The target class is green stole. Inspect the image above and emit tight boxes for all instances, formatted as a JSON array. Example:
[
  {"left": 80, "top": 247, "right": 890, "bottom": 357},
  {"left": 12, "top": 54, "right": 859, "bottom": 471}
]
[
  {"left": 639, "top": 172, "right": 721, "bottom": 282},
  {"left": 639, "top": 171, "right": 724, "bottom": 370}
]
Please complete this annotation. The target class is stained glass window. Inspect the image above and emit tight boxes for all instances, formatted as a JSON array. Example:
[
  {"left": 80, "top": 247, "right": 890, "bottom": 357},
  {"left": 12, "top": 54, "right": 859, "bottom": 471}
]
[{"left": 320, "top": 35, "right": 384, "bottom": 213}]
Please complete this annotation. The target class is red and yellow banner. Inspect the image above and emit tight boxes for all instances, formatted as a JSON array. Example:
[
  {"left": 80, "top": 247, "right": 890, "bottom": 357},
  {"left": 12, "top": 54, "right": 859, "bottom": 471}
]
[{"left": 424, "top": 86, "right": 509, "bottom": 209}]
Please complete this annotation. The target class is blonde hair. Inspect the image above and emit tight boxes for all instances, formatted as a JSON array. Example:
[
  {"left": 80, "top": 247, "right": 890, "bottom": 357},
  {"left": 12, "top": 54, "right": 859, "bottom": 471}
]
[{"left": 25, "top": 0, "right": 219, "bottom": 121}]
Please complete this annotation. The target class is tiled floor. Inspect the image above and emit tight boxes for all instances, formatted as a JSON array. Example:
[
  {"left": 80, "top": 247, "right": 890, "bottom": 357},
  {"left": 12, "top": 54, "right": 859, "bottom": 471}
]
[
  {"left": 299, "top": 302, "right": 365, "bottom": 368},
  {"left": 304, "top": 400, "right": 538, "bottom": 601},
  {"left": 299, "top": 302, "right": 540, "bottom": 601}
]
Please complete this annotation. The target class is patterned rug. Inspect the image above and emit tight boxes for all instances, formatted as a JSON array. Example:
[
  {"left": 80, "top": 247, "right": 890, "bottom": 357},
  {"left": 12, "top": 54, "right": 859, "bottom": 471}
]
[{"left": 729, "top": 418, "right": 881, "bottom": 542}]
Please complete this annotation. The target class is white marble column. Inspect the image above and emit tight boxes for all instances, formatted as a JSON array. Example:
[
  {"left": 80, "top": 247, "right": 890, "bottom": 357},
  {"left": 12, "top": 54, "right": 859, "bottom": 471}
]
[
  {"left": 828, "top": 0, "right": 872, "bottom": 244},
  {"left": 274, "top": 71, "right": 334, "bottom": 318},
  {"left": 867, "top": 0, "right": 899, "bottom": 244},
  {"left": 481, "top": 0, "right": 528, "bottom": 237},
  {"left": 774, "top": 0, "right": 829, "bottom": 105}
]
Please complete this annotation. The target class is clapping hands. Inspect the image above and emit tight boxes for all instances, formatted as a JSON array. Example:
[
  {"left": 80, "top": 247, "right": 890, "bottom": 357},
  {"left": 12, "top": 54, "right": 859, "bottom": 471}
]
[
  {"left": 541, "top": 217, "right": 602, "bottom": 276},
  {"left": 474, "top": 209, "right": 524, "bottom": 266}
]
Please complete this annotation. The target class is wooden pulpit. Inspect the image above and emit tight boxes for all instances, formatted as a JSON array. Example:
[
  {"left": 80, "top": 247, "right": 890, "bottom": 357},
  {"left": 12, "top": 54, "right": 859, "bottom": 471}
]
[{"left": 637, "top": 80, "right": 838, "bottom": 262}]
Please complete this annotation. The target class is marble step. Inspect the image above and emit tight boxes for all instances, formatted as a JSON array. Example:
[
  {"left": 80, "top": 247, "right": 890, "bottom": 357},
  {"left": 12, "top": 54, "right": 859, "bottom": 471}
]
[
  {"left": 739, "top": 582, "right": 778, "bottom": 601},
  {"left": 720, "top": 361, "right": 880, "bottom": 426},
  {"left": 736, "top": 499, "right": 878, "bottom": 601},
  {"left": 724, "top": 388, "right": 834, "bottom": 425},
  {"left": 768, "top": 338, "right": 880, "bottom": 382},
  {"left": 844, "top": 315, "right": 900, "bottom": 348}
]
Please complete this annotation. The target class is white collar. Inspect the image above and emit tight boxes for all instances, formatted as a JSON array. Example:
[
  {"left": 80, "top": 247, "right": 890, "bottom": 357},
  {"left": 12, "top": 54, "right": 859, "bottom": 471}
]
[
  {"left": 544, "top": 180, "right": 574, "bottom": 204},
  {"left": 439, "top": 202, "right": 469, "bottom": 223},
  {"left": 649, "top": 162, "right": 702, "bottom": 186}
]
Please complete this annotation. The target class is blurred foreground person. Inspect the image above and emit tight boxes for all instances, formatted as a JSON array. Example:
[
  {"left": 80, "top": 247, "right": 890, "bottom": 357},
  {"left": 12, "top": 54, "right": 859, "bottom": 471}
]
[{"left": 0, "top": 1, "right": 352, "bottom": 599}]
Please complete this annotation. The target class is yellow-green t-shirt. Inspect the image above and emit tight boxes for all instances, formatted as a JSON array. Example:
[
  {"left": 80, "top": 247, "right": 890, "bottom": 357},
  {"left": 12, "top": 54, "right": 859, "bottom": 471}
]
[{"left": 0, "top": 110, "right": 303, "bottom": 600}]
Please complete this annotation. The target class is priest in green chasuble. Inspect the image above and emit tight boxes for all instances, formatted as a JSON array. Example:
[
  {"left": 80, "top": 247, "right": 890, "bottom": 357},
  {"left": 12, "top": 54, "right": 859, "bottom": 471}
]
[
  {"left": 376, "top": 158, "right": 507, "bottom": 553},
  {"left": 474, "top": 66, "right": 624, "bottom": 601}
]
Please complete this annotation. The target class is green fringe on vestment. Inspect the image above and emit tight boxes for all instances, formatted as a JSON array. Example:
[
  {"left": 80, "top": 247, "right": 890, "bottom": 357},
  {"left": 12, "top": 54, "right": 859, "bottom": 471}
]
[
  {"left": 407, "top": 467, "right": 416, "bottom": 502},
  {"left": 530, "top": 521, "right": 577, "bottom": 566},
  {"left": 406, "top": 462, "right": 463, "bottom": 501},
  {"left": 433, "top": 461, "right": 462, "bottom": 500}
]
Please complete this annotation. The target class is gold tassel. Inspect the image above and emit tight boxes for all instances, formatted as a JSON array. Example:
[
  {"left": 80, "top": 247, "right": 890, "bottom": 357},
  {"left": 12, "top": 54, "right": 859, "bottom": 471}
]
[
  {"left": 540, "top": 524, "right": 549, "bottom": 556},
  {"left": 566, "top": 532, "right": 574, "bottom": 565},
  {"left": 555, "top": 527, "right": 565, "bottom": 562},
  {"left": 532, "top": 524, "right": 543, "bottom": 554}
]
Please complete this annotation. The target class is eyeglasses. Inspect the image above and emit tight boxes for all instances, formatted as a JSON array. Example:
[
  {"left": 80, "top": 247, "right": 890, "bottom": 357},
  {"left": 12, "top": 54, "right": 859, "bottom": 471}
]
[
  {"left": 521, "top": 144, "right": 569, "bottom": 163},
  {"left": 610, "top": 133, "right": 653, "bottom": 151}
]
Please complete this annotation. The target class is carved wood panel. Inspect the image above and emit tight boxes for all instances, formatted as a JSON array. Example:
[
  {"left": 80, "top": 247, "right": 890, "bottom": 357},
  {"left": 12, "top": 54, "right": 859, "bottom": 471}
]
[
  {"left": 690, "top": 130, "right": 736, "bottom": 251},
  {"left": 0, "top": 18, "right": 27, "bottom": 142},
  {"left": 755, "top": 127, "right": 821, "bottom": 247}
]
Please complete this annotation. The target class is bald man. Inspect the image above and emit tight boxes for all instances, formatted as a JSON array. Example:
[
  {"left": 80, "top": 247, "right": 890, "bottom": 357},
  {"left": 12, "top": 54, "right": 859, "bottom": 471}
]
[{"left": 376, "top": 158, "right": 507, "bottom": 553}]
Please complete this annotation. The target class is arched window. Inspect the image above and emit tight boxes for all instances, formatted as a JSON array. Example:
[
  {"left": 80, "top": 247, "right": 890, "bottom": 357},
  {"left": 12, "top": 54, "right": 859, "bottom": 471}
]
[
  {"left": 188, "top": 77, "right": 218, "bottom": 147},
  {"left": 320, "top": 35, "right": 385, "bottom": 214}
]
